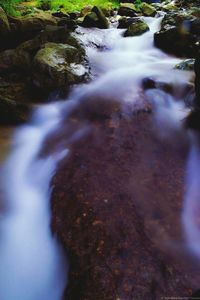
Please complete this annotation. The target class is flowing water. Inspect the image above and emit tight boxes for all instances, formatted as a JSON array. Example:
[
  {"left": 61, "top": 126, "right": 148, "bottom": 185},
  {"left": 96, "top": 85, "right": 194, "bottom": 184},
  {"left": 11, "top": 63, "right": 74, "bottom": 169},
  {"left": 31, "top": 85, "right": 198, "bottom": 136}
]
[{"left": 0, "top": 15, "right": 197, "bottom": 299}]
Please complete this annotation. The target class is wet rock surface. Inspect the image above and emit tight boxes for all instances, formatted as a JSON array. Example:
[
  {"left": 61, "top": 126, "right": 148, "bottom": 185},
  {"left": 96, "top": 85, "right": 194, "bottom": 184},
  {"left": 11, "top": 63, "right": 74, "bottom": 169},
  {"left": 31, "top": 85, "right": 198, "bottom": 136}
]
[
  {"left": 33, "top": 42, "right": 87, "bottom": 91},
  {"left": 154, "top": 11, "right": 200, "bottom": 57},
  {"left": 124, "top": 19, "right": 149, "bottom": 37},
  {"left": 0, "top": 8, "right": 88, "bottom": 124},
  {"left": 50, "top": 102, "right": 200, "bottom": 299},
  {"left": 81, "top": 6, "right": 109, "bottom": 29}
]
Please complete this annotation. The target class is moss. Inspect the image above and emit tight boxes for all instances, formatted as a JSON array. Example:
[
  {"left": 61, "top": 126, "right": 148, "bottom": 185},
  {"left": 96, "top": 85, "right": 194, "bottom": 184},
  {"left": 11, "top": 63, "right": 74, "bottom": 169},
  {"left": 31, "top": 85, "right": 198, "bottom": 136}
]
[
  {"left": 124, "top": 20, "right": 149, "bottom": 37},
  {"left": 36, "top": 0, "right": 119, "bottom": 13},
  {"left": 0, "top": 0, "right": 21, "bottom": 16}
]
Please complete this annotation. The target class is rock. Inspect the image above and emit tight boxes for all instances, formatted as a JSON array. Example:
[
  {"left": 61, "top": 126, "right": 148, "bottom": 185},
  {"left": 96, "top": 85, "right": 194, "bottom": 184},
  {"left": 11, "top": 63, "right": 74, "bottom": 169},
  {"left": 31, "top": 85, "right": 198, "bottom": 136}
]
[
  {"left": 118, "top": 3, "right": 138, "bottom": 17},
  {"left": 69, "top": 11, "right": 80, "bottom": 20},
  {"left": 49, "top": 103, "right": 199, "bottom": 300},
  {"left": 81, "top": 6, "right": 109, "bottom": 29},
  {"left": 0, "top": 10, "right": 58, "bottom": 51},
  {"left": 174, "top": 59, "right": 195, "bottom": 71},
  {"left": 185, "top": 55, "right": 200, "bottom": 129},
  {"left": 81, "top": 12, "right": 99, "bottom": 28},
  {"left": 9, "top": 10, "right": 57, "bottom": 33},
  {"left": 18, "top": 26, "right": 85, "bottom": 58},
  {"left": 154, "top": 11, "right": 200, "bottom": 57},
  {"left": 124, "top": 19, "right": 149, "bottom": 37},
  {"left": 0, "top": 7, "right": 10, "bottom": 36},
  {"left": 92, "top": 6, "right": 109, "bottom": 28},
  {"left": 33, "top": 42, "right": 87, "bottom": 91},
  {"left": 141, "top": 2, "right": 157, "bottom": 16},
  {"left": 163, "top": 3, "right": 179, "bottom": 12},
  {"left": 52, "top": 11, "right": 70, "bottom": 18},
  {"left": 194, "top": 55, "right": 200, "bottom": 108},
  {"left": 80, "top": 5, "right": 93, "bottom": 17},
  {"left": 0, "top": 95, "right": 29, "bottom": 125},
  {"left": 0, "top": 49, "right": 31, "bottom": 73},
  {"left": 118, "top": 17, "right": 138, "bottom": 29},
  {"left": 57, "top": 18, "right": 77, "bottom": 30}
]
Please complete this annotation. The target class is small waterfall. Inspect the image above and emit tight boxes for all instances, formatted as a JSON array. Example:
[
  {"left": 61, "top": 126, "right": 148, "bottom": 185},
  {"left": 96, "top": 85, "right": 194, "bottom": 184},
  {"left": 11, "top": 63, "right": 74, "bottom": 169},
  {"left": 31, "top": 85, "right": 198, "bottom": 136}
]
[
  {"left": 0, "top": 104, "right": 68, "bottom": 300},
  {"left": 0, "top": 13, "right": 196, "bottom": 299}
]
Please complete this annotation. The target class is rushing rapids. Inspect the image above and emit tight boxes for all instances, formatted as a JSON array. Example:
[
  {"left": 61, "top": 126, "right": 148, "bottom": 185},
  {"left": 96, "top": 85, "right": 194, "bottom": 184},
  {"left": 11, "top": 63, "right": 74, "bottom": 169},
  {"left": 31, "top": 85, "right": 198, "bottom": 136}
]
[{"left": 0, "top": 13, "right": 199, "bottom": 299}]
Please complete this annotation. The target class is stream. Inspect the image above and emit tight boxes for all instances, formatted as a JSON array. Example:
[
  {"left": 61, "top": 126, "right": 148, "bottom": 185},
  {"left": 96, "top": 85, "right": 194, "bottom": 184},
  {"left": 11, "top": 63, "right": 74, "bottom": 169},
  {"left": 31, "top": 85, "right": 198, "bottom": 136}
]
[{"left": 0, "top": 14, "right": 197, "bottom": 299}]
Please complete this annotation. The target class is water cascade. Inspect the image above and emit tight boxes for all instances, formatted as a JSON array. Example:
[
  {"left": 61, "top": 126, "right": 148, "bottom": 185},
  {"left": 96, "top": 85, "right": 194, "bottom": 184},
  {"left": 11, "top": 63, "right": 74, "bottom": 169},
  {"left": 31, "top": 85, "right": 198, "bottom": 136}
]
[{"left": 0, "top": 14, "right": 196, "bottom": 299}]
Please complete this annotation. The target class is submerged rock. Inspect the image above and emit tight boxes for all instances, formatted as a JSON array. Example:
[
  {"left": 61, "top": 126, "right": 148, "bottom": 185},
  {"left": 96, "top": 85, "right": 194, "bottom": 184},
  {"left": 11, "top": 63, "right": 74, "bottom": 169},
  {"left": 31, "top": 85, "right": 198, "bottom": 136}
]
[
  {"left": 124, "top": 19, "right": 149, "bottom": 37},
  {"left": 49, "top": 103, "right": 199, "bottom": 300}
]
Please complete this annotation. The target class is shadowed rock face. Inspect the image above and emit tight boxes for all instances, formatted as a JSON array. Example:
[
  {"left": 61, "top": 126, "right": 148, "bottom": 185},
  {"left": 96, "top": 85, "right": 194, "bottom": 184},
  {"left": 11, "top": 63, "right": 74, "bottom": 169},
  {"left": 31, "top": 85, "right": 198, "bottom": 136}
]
[{"left": 49, "top": 100, "right": 200, "bottom": 300}]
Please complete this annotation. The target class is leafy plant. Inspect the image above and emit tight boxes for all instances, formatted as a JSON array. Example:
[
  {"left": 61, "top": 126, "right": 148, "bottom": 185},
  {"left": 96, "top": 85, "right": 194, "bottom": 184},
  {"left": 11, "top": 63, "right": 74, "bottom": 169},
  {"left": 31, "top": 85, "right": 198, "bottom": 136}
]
[
  {"left": 36, "top": 0, "right": 119, "bottom": 12},
  {"left": 135, "top": 0, "right": 142, "bottom": 10},
  {"left": 0, "top": 0, "right": 21, "bottom": 16}
]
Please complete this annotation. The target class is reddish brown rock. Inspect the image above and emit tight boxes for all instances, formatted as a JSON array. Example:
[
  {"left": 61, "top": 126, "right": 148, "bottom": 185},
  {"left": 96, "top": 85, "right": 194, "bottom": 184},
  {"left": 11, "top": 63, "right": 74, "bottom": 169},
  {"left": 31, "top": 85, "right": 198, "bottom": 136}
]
[{"left": 50, "top": 100, "right": 200, "bottom": 300}]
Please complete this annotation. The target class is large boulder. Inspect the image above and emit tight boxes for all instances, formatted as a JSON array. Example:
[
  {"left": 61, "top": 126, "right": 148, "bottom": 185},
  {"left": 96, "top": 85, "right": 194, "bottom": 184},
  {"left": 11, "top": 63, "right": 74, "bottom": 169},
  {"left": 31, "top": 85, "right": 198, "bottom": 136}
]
[
  {"left": 81, "top": 6, "right": 109, "bottom": 29},
  {"left": 9, "top": 10, "right": 57, "bottom": 33},
  {"left": 0, "top": 7, "right": 10, "bottom": 36},
  {"left": 124, "top": 19, "right": 149, "bottom": 37},
  {"left": 49, "top": 102, "right": 200, "bottom": 300},
  {"left": 33, "top": 42, "right": 87, "bottom": 91},
  {"left": 18, "top": 26, "right": 85, "bottom": 58},
  {"left": 154, "top": 11, "right": 200, "bottom": 57},
  {"left": 0, "top": 10, "right": 57, "bottom": 51}
]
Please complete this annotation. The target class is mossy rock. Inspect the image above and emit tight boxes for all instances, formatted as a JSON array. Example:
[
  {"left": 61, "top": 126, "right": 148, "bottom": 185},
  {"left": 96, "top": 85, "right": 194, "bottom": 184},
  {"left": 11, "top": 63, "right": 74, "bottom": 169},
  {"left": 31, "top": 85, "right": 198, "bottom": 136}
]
[
  {"left": 80, "top": 5, "right": 93, "bottom": 17},
  {"left": 118, "top": 3, "right": 139, "bottom": 17},
  {"left": 9, "top": 10, "right": 57, "bottom": 33},
  {"left": 18, "top": 26, "right": 85, "bottom": 58},
  {"left": 124, "top": 19, "right": 149, "bottom": 37},
  {"left": 81, "top": 6, "right": 109, "bottom": 29},
  {"left": 33, "top": 43, "right": 87, "bottom": 90},
  {"left": 154, "top": 11, "right": 200, "bottom": 57},
  {"left": 141, "top": 3, "right": 157, "bottom": 17},
  {"left": 118, "top": 17, "right": 138, "bottom": 29},
  {"left": 163, "top": 4, "right": 179, "bottom": 12}
]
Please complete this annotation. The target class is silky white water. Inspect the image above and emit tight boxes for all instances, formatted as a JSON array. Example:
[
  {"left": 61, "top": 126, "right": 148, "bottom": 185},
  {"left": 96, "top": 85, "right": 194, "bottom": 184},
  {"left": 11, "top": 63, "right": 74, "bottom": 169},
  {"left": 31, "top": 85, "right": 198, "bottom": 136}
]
[
  {"left": 0, "top": 104, "right": 68, "bottom": 300},
  {"left": 0, "top": 15, "right": 197, "bottom": 299}
]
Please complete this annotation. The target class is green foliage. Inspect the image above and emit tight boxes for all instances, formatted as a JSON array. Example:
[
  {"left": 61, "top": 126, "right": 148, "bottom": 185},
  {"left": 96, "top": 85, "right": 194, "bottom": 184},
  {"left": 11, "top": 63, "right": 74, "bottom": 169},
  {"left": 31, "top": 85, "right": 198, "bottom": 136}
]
[
  {"left": 0, "top": 0, "right": 21, "bottom": 16},
  {"left": 135, "top": 0, "right": 142, "bottom": 10},
  {"left": 36, "top": 0, "right": 119, "bottom": 12}
]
